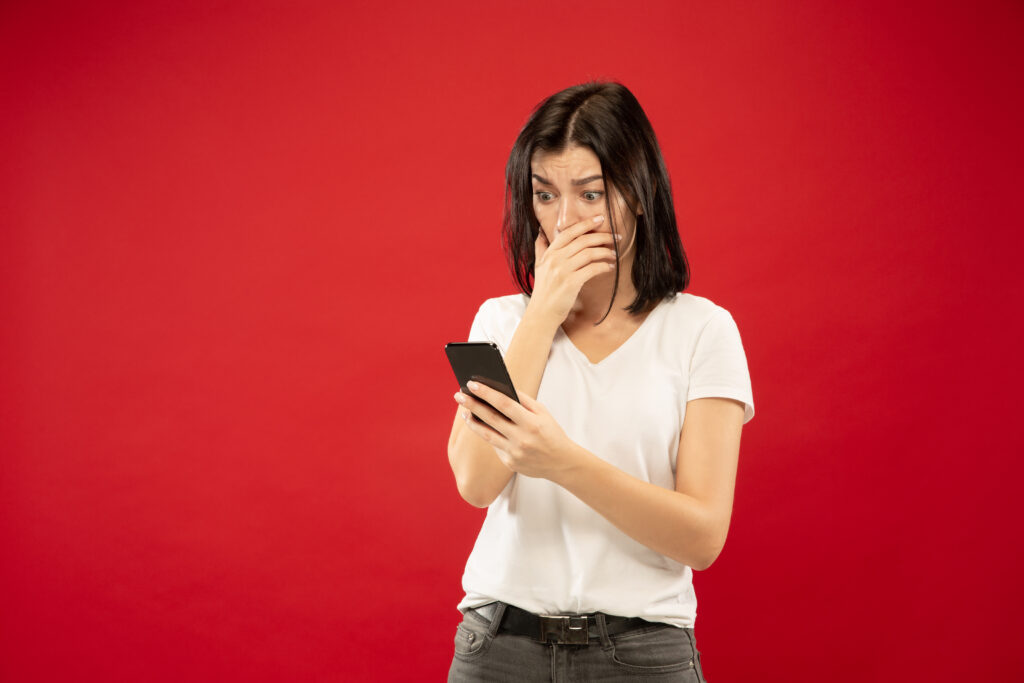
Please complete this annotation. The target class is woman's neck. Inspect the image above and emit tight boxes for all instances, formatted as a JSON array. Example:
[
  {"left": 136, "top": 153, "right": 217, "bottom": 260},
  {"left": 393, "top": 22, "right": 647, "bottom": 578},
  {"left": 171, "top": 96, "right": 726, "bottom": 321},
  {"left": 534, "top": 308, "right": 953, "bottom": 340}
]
[{"left": 565, "top": 260, "right": 639, "bottom": 326}]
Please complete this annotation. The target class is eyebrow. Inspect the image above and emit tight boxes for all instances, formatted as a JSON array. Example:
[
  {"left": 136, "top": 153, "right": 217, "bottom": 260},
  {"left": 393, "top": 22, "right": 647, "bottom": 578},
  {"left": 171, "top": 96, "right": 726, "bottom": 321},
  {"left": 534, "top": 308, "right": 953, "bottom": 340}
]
[{"left": 532, "top": 173, "right": 604, "bottom": 187}]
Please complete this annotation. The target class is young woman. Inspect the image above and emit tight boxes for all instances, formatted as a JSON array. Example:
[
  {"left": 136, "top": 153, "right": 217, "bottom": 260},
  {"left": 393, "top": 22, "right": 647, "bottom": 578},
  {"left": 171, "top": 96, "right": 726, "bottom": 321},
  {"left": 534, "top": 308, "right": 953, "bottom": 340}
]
[{"left": 446, "top": 81, "right": 754, "bottom": 682}]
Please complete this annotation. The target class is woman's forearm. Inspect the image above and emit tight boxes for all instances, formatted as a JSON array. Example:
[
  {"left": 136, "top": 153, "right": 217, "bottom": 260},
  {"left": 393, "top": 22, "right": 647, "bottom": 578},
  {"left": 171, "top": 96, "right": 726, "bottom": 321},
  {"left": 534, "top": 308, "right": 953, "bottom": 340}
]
[
  {"left": 448, "top": 305, "right": 561, "bottom": 507},
  {"left": 552, "top": 445, "right": 722, "bottom": 570}
]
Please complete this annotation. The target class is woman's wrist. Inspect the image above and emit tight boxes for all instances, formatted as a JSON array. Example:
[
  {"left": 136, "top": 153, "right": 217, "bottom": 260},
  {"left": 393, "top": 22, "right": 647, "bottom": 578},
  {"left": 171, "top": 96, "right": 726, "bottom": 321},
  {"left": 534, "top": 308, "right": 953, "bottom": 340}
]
[
  {"left": 548, "top": 442, "right": 597, "bottom": 488},
  {"left": 522, "top": 299, "right": 565, "bottom": 335}
]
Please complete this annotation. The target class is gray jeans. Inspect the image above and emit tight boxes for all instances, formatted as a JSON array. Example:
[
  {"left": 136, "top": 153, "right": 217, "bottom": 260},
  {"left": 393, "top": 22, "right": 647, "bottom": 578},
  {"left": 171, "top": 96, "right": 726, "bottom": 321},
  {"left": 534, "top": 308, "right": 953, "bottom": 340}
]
[{"left": 447, "top": 602, "right": 708, "bottom": 682}]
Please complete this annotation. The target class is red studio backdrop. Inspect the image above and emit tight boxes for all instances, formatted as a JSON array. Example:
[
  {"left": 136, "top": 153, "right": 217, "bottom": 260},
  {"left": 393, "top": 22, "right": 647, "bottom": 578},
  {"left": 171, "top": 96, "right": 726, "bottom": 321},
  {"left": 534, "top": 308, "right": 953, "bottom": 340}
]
[{"left": 1, "top": 1, "right": 1021, "bottom": 681}]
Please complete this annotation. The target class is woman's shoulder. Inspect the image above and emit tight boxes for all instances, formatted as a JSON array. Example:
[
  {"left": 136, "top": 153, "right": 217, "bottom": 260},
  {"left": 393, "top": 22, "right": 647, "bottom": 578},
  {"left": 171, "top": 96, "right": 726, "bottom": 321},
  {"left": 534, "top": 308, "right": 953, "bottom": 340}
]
[
  {"left": 476, "top": 292, "right": 530, "bottom": 319},
  {"left": 661, "top": 291, "right": 732, "bottom": 324}
]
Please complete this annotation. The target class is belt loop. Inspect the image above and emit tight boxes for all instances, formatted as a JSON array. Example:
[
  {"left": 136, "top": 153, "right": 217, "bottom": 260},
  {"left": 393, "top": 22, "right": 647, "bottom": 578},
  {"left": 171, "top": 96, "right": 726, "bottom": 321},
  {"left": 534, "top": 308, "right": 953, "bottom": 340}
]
[
  {"left": 486, "top": 601, "right": 507, "bottom": 638},
  {"left": 594, "top": 613, "right": 613, "bottom": 648}
]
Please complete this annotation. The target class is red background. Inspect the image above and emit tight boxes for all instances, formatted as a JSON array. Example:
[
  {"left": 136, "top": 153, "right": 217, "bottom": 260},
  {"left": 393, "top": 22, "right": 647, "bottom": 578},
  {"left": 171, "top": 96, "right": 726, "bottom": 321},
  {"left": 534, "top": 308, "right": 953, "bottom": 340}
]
[{"left": 1, "top": 1, "right": 1021, "bottom": 680}]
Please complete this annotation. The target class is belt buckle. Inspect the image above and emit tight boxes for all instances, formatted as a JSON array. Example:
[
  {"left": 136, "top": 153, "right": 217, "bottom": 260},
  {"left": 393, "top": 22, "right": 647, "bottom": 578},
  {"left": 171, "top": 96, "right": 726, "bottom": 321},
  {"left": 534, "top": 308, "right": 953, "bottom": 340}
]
[{"left": 539, "top": 615, "right": 589, "bottom": 644}]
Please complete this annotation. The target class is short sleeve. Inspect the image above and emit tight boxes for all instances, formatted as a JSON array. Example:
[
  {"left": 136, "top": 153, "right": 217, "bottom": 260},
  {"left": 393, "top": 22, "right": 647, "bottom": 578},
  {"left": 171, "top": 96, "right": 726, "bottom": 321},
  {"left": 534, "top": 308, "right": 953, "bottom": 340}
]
[
  {"left": 687, "top": 308, "right": 755, "bottom": 424},
  {"left": 467, "top": 300, "right": 507, "bottom": 354}
]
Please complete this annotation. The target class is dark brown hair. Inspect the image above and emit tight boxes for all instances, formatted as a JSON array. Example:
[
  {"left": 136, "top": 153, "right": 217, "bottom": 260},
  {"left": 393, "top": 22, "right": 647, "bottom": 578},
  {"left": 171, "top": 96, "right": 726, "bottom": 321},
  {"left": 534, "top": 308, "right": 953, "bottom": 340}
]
[{"left": 501, "top": 81, "right": 690, "bottom": 324}]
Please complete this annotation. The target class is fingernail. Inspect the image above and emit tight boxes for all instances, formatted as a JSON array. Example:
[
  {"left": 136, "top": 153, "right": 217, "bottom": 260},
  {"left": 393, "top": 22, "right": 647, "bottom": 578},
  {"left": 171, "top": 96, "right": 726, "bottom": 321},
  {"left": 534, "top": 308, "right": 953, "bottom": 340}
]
[
  {"left": 614, "top": 234, "right": 622, "bottom": 240},
  {"left": 454, "top": 392, "right": 465, "bottom": 404},
  {"left": 467, "top": 381, "right": 479, "bottom": 390},
  {"left": 593, "top": 216, "right": 604, "bottom": 223}
]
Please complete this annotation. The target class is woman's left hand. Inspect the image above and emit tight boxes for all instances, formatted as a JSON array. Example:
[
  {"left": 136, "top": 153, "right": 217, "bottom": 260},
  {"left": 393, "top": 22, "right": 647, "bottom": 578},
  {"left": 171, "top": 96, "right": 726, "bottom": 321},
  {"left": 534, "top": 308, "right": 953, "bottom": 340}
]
[{"left": 454, "top": 381, "right": 582, "bottom": 480}]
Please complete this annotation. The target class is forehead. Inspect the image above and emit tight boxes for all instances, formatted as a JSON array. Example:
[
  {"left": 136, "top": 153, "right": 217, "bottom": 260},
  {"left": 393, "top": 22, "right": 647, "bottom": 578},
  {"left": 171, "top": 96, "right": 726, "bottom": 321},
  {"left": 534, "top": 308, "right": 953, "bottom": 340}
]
[{"left": 530, "top": 145, "right": 601, "bottom": 176}]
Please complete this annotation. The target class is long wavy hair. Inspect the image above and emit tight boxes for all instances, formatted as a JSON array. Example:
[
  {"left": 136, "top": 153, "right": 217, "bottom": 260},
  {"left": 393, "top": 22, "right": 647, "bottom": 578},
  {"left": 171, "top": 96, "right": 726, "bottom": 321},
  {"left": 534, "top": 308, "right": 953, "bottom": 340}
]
[{"left": 501, "top": 81, "right": 690, "bottom": 325}]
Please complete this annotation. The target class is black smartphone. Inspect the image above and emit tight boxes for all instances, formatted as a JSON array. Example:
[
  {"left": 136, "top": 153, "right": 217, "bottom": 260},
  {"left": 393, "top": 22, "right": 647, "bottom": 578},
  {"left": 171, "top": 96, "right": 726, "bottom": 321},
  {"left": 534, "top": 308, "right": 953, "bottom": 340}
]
[{"left": 444, "top": 342, "right": 520, "bottom": 429}]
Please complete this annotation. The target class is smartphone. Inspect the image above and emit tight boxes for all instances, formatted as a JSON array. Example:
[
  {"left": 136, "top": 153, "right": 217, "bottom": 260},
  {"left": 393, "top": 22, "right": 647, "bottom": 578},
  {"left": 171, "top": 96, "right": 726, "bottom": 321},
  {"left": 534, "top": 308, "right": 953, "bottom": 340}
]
[{"left": 445, "top": 342, "right": 520, "bottom": 429}]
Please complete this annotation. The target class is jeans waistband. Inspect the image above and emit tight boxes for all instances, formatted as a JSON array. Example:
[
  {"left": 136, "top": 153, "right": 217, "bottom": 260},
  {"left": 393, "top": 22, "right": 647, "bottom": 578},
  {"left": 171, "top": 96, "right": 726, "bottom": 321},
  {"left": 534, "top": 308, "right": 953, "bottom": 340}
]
[{"left": 472, "top": 601, "right": 662, "bottom": 645}]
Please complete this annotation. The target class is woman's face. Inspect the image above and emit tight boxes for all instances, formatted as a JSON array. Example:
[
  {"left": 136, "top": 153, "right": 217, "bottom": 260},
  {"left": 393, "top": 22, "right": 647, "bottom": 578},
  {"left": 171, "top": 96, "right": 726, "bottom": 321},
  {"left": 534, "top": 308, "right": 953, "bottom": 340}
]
[{"left": 530, "top": 145, "right": 639, "bottom": 256}]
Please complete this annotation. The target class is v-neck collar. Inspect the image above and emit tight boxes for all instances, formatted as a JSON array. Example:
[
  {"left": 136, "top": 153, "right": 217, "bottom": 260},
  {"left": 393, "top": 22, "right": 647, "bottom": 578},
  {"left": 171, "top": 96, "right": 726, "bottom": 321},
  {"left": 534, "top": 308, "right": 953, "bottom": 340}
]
[{"left": 557, "top": 295, "right": 671, "bottom": 368}]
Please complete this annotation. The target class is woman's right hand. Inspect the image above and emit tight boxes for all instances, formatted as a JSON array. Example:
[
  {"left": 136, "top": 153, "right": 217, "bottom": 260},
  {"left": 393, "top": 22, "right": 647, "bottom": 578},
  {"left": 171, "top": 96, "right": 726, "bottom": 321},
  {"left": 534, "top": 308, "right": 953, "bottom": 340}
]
[{"left": 529, "top": 215, "right": 619, "bottom": 325}]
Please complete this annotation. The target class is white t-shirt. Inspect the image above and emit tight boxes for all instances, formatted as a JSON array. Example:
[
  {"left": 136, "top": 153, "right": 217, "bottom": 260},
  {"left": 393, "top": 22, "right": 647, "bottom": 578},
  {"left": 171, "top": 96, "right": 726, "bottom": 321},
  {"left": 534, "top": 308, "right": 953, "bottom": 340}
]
[{"left": 455, "top": 291, "right": 755, "bottom": 628}]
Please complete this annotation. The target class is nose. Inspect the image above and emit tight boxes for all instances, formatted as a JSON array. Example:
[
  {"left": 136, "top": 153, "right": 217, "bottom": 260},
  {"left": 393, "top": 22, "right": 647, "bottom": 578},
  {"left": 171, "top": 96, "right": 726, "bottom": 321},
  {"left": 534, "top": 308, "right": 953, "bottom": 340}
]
[{"left": 554, "top": 197, "right": 579, "bottom": 232}]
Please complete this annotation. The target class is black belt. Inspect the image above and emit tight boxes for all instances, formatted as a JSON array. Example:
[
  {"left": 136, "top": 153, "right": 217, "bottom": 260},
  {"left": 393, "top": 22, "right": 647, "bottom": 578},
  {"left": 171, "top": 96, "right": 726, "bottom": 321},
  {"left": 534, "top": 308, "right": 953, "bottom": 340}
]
[{"left": 473, "top": 601, "right": 657, "bottom": 645}]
